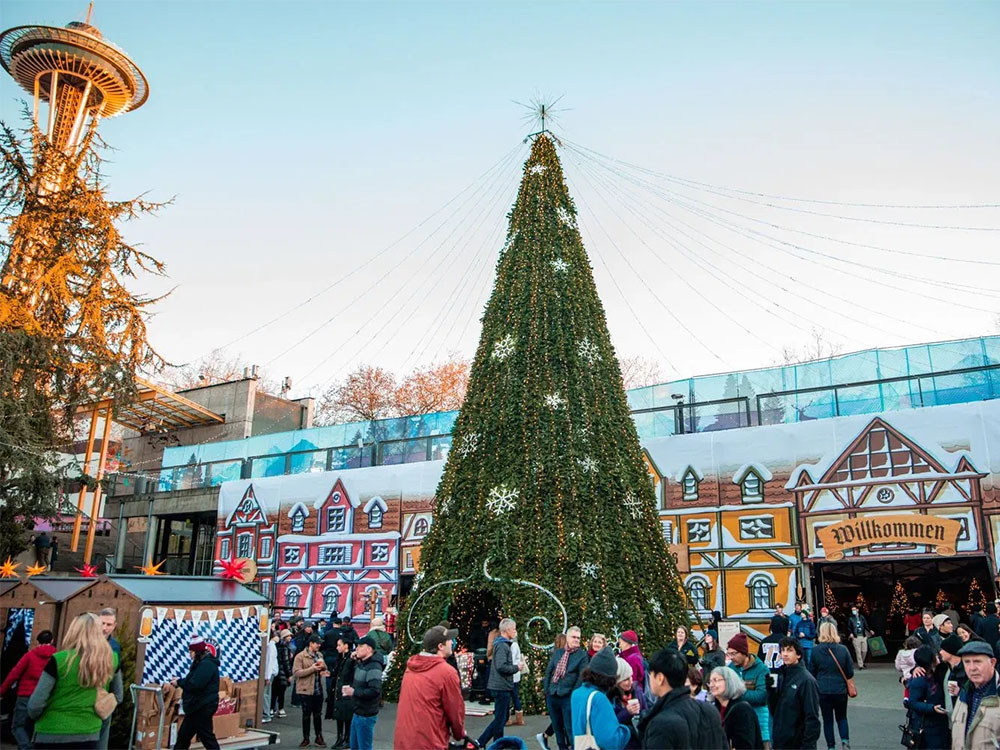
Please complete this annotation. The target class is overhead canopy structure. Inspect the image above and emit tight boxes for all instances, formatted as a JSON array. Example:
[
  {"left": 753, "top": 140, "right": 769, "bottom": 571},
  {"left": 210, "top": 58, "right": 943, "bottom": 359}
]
[{"left": 75, "top": 377, "right": 224, "bottom": 434}]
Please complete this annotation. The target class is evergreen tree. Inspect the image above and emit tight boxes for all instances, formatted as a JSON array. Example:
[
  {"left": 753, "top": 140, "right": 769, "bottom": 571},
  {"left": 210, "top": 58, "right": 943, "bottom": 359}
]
[{"left": 392, "top": 134, "right": 687, "bottom": 707}]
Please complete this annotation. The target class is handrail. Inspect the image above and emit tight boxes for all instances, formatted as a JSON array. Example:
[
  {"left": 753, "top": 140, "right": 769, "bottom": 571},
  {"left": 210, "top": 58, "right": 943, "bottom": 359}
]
[{"left": 129, "top": 684, "right": 165, "bottom": 750}]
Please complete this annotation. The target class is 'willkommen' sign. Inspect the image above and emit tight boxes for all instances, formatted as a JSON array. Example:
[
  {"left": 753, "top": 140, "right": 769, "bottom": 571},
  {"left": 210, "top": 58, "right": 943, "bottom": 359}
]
[{"left": 817, "top": 514, "right": 962, "bottom": 561}]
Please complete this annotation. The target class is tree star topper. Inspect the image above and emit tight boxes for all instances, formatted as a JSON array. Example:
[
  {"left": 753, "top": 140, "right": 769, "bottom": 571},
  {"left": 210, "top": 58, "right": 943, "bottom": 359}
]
[
  {"left": 0, "top": 557, "right": 20, "bottom": 578},
  {"left": 26, "top": 562, "right": 47, "bottom": 576}
]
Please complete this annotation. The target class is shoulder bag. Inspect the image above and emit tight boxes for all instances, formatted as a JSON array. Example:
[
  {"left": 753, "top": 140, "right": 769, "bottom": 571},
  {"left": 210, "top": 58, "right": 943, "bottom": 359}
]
[
  {"left": 574, "top": 690, "right": 599, "bottom": 750},
  {"left": 827, "top": 646, "right": 857, "bottom": 698},
  {"left": 898, "top": 707, "right": 924, "bottom": 748}
]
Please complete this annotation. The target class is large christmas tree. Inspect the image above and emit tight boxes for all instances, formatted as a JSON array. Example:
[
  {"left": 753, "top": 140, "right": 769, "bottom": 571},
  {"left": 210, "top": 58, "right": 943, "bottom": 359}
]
[{"left": 393, "top": 133, "right": 687, "bottom": 706}]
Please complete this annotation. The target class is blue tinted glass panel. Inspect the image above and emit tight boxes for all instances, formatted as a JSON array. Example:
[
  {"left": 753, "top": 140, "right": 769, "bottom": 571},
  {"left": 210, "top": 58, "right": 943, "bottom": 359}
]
[{"left": 250, "top": 455, "right": 285, "bottom": 478}]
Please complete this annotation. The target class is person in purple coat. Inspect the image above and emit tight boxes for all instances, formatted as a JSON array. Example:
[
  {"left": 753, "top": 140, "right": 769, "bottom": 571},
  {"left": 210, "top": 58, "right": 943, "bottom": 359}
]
[{"left": 617, "top": 630, "right": 645, "bottom": 687}]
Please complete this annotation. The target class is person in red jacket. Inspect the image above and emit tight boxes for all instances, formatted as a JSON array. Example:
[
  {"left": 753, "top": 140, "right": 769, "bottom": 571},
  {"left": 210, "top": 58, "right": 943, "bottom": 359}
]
[
  {"left": 1, "top": 629, "right": 56, "bottom": 750},
  {"left": 394, "top": 625, "right": 466, "bottom": 750}
]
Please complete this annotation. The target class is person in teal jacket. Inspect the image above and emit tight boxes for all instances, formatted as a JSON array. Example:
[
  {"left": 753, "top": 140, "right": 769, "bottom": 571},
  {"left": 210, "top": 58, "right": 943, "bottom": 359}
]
[
  {"left": 727, "top": 632, "right": 771, "bottom": 747},
  {"left": 571, "top": 647, "right": 631, "bottom": 750}
]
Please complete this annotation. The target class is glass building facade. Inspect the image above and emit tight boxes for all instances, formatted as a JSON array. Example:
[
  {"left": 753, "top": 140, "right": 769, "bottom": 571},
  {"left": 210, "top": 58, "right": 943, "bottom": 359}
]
[{"left": 155, "top": 336, "right": 999, "bottom": 493}]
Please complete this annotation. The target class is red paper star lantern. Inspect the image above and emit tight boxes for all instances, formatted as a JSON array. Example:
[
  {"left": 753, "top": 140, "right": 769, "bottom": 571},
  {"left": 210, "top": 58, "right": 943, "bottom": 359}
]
[
  {"left": 217, "top": 557, "right": 248, "bottom": 581},
  {"left": 76, "top": 563, "right": 99, "bottom": 578}
]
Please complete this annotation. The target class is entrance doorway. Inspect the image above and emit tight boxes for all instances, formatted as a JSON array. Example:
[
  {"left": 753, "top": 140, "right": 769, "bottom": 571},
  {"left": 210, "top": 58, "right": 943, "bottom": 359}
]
[
  {"left": 155, "top": 513, "right": 217, "bottom": 575},
  {"left": 814, "top": 555, "right": 992, "bottom": 646}
]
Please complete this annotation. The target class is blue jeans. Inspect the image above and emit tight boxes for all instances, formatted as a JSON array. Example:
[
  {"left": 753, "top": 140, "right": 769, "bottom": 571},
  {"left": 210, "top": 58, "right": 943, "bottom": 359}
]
[
  {"left": 478, "top": 690, "right": 512, "bottom": 747},
  {"left": 512, "top": 682, "right": 522, "bottom": 711},
  {"left": 546, "top": 694, "right": 573, "bottom": 750},
  {"left": 350, "top": 713, "right": 377, "bottom": 750},
  {"left": 12, "top": 696, "right": 33, "bottom": 750}
]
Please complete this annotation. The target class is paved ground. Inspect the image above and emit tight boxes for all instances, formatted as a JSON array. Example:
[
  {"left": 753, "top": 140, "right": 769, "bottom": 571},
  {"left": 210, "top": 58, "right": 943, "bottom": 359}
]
[{"left": 264, "top": 662, "right": 908, "bottom": 749}]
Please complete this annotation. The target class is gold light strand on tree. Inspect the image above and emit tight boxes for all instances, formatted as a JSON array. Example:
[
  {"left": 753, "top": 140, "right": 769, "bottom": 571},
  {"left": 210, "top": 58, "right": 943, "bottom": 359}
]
[{"left": 889, "top": 580, "right": 910, "bottom": 620}]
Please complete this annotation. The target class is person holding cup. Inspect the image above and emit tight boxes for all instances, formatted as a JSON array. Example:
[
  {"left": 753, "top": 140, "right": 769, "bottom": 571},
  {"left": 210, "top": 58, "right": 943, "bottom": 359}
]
[
  {"left": 612, "top": 657, "right": 647, "bottom": 749},
  {"left": 293, "top": 634, "right": 329, "bottom": 747}
]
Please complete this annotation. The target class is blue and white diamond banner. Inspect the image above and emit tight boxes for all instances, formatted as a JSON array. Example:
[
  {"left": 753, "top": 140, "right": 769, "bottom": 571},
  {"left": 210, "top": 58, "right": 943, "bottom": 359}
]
[
  {"left": 3, "top": 607, "right": 34, "bottom": 650},
  {"left": 141, "top": 610, "right": 260, "bottom": 685}
]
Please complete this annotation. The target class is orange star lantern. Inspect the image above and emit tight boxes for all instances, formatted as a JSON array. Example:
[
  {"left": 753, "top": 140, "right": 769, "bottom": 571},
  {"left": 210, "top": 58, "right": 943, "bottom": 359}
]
[
  {"left": 136, "top": 559, "right": 166, "bottom": 576},
  {"left": 26, "top": 562, "right": 47, "bottom": 577},
  {"left": 75, "top": 563, "right": 99, "bottom": 578},
  {"left": 0, "top": 557, "right": 20, "bottom": 578}
]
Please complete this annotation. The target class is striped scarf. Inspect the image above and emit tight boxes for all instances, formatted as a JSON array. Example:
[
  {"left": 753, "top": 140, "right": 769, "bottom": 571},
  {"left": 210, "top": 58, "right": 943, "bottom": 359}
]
[{"left": 552, "top": 647, "right": 578, "bottom": 683}]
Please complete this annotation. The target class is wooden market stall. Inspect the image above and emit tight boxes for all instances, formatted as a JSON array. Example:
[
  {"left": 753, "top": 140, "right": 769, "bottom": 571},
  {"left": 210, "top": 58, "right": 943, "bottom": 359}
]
[
  {"left": 1, "top": 576, "right": 98, "bottom": 655},
  {"left": 60, "top": 575, "right": 272, "bottom": 749}
]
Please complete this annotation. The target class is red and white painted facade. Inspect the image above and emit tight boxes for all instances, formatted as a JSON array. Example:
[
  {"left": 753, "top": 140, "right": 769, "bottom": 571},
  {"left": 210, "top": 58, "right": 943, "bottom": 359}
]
[{"left": 215, "top": 462, "right": 441, "bottom": 626}]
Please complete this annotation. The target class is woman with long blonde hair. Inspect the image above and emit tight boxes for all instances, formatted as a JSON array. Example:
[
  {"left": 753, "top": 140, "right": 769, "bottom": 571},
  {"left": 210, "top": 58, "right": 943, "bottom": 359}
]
[{"left": 28, "top": 613, "right": 120, "bottom": 749}]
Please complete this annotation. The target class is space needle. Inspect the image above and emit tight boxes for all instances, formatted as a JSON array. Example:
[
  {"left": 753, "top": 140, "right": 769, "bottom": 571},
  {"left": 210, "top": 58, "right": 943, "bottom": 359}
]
[{"left": 0, "top": 6, "right": 148, "bottom": 155}]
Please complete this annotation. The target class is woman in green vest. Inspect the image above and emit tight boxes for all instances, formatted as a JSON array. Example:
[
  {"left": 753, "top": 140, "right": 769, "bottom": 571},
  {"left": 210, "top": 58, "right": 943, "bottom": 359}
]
[{"left": 28, "top": 612, "right": 121, "bottom": 749}]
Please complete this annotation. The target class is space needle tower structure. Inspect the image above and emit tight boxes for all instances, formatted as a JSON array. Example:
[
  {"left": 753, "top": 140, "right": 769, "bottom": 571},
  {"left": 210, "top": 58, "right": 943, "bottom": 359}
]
[
  {"left": 0, "top": 7, "right": 148, "bottom": 296},
  {"left": 0, "top": 8, "right": 148, "bottom": 160}
]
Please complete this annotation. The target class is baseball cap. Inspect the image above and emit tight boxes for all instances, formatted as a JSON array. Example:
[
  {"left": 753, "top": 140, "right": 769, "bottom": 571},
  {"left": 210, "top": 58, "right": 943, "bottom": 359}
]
[
  {"left": 358, "top": 634, "right": 379, "bottom": 650},
  {"left": 423, "top": 625, "right": 459, "bottom": 653}
]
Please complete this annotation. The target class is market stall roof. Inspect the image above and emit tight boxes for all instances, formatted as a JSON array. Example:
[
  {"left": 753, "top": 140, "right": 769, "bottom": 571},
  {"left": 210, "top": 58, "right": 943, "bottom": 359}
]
[
  {"left": 27, "top": 577, "right": 98, "bottom": 602},
  {"left": 0, "top": 580, "right": 18, "bottom": 596},
  {"left": 75, "top": 377, "right": 224, "bottom": 433},
  {"left": 106, "top": 575, "right": 269, "bottom": 604}
]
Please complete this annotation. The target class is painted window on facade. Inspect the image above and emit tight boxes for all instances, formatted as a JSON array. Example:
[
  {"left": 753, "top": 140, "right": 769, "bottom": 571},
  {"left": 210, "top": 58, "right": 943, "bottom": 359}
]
[
  {"left": 320, "top": 545, "right": 350, "bottom": 565},
  {"left": 415, "top": 517, "right": 430, "bottom": 536},
  {"left": 739, "top": 516, "right": 774, "bottom": 540},
  {"left": 368, "top": 505, "right": 384, "bottom": 529},
  {"left": 687, "top": 579, "right": 710, "bottom": 611},
  {"left": 748, "top": 575, "right": 775, "bottom": 610},
  {"left": 686, "top": 519, "right": 711, "bottom": 544},
  {"left": 741, "top": 471, "right": 764, "bottom": 503},
  {"left": 371, "top": 543, "right": 390, "bottom": 562},
  {"left": 237, "top": 533, "right": 252, "bottom": 558},
  {"left": 322, "top": 587, "right": 340, "bottom": 613},
  {"left": 219, "top": 538, "right": 230, "bottom": 559},
  {"left": 327, "top": 507, "right": 346, "bottom": 533},
  {"left": 291, "top": 507, "right": 306, "bottom": 532},
  {"left": 661, "top": 520, "right": 674, "bottom": 544},
  {"left": 285, "top": 588, "right": 301, "bottom": 608},
  {"left": 364, "top": 586, "right": 384, "bottom": 614},
  {"left": 261, "top": 579, "right": 270, "bottom": 597},
  {"left": 682, "top": 469, "right": 700, "bottom": 501},
  {"left": 284, "top": 546, "right": 301, "bottom": 565},
  {"left": 260, "top": 537, "right": 272, "bottom": 558}
]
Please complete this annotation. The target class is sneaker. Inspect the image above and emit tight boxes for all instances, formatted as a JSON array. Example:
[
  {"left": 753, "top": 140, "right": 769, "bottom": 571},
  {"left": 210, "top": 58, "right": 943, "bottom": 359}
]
[
  {"left": 262, "top": 717, "right": 271, "bottom": 724},
  {"left": 314, "top": 737, "right": 327, "bottom": 748},
  {"left": 278, "top": 709, "right": 288, "bottom": 717},
  {"left": 536, "top": 732, "right": 550, "bottom": 750},
  {"left": 299, "top": 741, "right": 310, "bottom": 748}
]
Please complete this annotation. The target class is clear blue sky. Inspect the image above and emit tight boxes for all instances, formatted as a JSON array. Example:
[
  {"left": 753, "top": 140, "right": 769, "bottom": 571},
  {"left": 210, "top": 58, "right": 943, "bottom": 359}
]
[{"left": 2, "top": 1, "right": 998, "bottom": 393}]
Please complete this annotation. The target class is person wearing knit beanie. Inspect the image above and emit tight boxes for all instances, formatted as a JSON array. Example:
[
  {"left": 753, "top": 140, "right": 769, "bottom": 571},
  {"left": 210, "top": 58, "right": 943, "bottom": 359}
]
[
  {"left": 727, "top": 632, "right": 750, "bottom": 657},
  {"left": 571, "top": 648, "right": 631, "bottom": 750}
]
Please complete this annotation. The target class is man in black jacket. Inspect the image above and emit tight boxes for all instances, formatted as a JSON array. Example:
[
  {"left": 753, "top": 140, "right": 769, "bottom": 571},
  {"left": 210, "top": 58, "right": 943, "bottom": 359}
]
[
  {"left": 639, "top": 648, "right": 726, "bottom": 750},
  {"left": 768, "top": 636, "right": 821, "bottom": 750},
  {"left": 975, "top": 602, "right": 1000, "bottom": 650},
  {"left": 543, "top": 626, "right": 589, "bottom": 750},
  {"left": 172, "top": 635, "right": 221, "bottom": 750},
  {"left": 477, "top": 618, "right": 522, "bottom": 748},
  {"left": 342, "top": 635, "right": 384, "bottom": 750}
]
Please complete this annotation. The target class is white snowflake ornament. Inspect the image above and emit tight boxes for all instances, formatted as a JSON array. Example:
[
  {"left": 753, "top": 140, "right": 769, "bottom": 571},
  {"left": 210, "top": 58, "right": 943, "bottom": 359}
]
[
  {"left": 456, "top": 432, "right": 479, "bottom": 458},
  {"left": 502, "top": 231, "right": 518, "bottom": 252},
  {"left": 577, "top": 456, "right": 599, "bottom": 474},
  {"left": 529, "top": 164, "right": 547, "bottom": 175},
  {"left": 577, "top": 337, "right": 601, "bottom": 365},
  {"left": 438, "top": 495, "right": 452, "bottom": 513},
  {"left": 544, "top": 391, "right": 566, "bottom": 409},
  {"left": 550, "top": 257, "right": 569, "bottom": 273},
  {"left": 623, "top": 490, "right": 642, "bottom": 519},
  {"left": 579, "top": 561, "right": 600, "bottom": 579},
  {"left": 556, "top": 206, "right": 577, "bottom": 228},
  {"left": 487, "top": 484, "right": 519, "bottom": 516},
  {"left": 651, "top": 599, "right": 663, "bottom": 616},
  {"left": 492, "top": 334, "right": 516, "bottom": 361}
]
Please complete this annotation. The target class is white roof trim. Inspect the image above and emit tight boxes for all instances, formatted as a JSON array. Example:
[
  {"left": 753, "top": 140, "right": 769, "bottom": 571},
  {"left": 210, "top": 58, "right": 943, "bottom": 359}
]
[
  {"left": 288, "top": 501, "right": 309, "bottom": 519},
  {"left": 675, "top": 466, "right": 705, "bottom": 483},
  {"left": 733, "top": 463, "right": 773, "bottom": 484},
  {"left": 363, "top": 496, "right": 388, "bottom": 514}
]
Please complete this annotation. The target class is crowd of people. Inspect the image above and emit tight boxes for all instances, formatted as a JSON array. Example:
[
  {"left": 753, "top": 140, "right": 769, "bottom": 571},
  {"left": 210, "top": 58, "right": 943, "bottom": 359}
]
[
  {"left": 894, "top": 602, "right": 1000, "bottom": 750},
  {"left": 1, "top": 609, "right": 123, "bottom": 750},
  {"left": 263, "top": 614, "right": 394, "bottom": 749}
]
